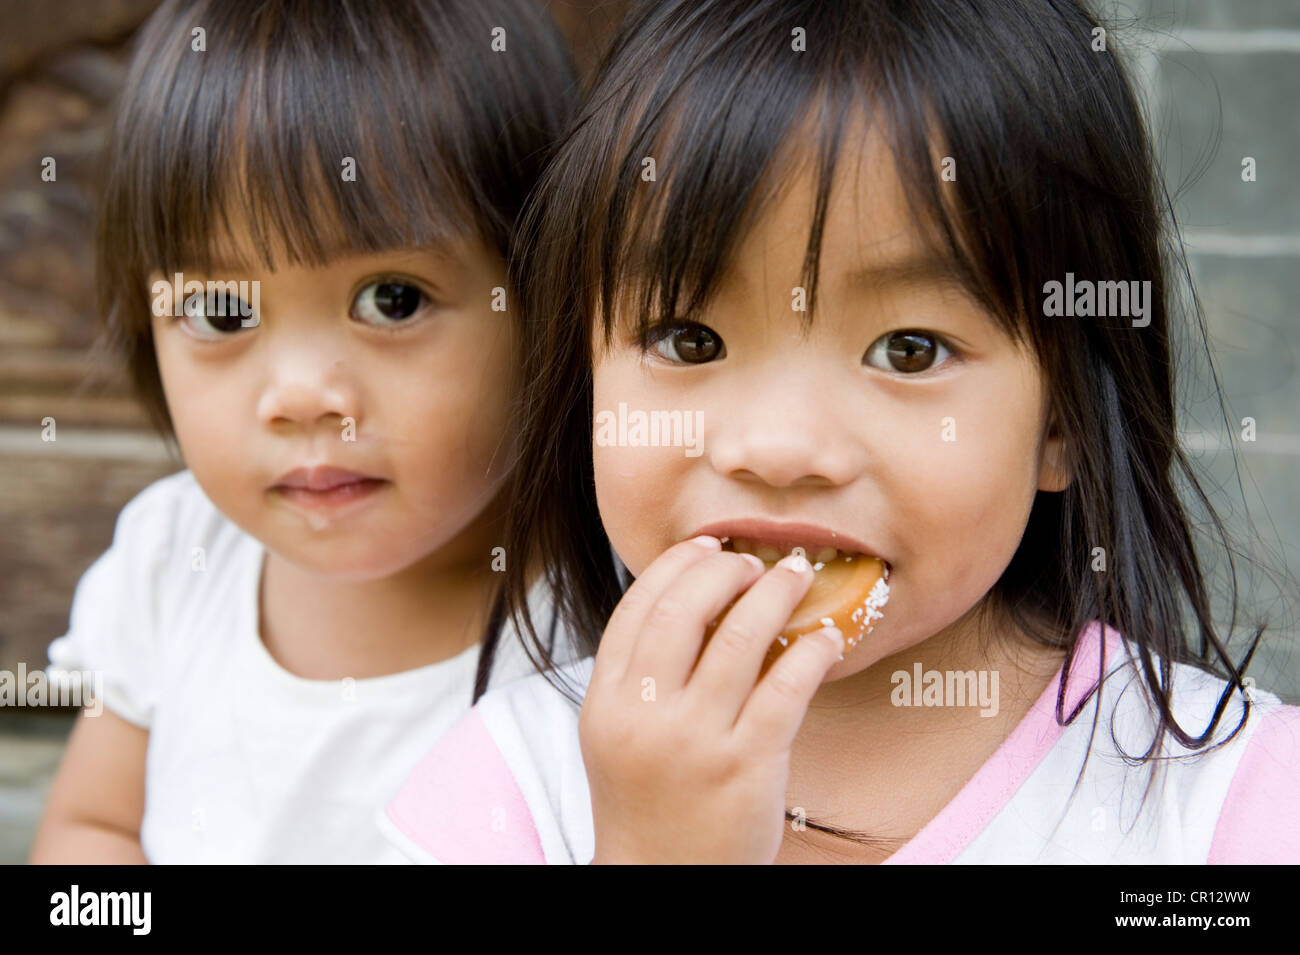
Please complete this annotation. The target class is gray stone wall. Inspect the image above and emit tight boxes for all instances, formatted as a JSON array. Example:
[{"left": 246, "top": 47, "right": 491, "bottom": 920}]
[{"left": 1099, "top": 1, "right": 1300, "bottom": 700}]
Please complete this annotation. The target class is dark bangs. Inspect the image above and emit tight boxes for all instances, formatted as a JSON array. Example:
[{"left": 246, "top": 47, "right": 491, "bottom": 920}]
[
  {"left": 508, "top": 0, "right": 1281, "bottom": 797},
  {"left": 565, "top": 0, "right": 1094, "bottom": 352},
  {"left": 97, "top": 0, "right": 576, "bottom": 434}
]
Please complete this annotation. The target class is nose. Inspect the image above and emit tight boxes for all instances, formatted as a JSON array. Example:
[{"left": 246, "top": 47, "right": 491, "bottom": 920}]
[
  {"left": 707, "top": 366, "right": 868, "bottom": 489},
  {"left": 256, "top": 342, "right": 362, "bottom": 433}
]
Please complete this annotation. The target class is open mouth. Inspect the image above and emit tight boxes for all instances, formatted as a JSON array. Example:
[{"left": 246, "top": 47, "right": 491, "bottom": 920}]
[{"left": 709, "top": 537, "right": 891, "bottom": 663}]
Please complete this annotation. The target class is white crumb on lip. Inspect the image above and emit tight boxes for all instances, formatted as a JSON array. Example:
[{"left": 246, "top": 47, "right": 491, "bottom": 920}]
[
  {"left": 847, "top": 576, "right": 892, "bottom": 639},
  {"left": 860, "top": 578, "right": 891, "bottom": 625}
]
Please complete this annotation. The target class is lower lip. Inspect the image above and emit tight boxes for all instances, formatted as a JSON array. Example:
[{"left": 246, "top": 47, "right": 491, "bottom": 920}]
[{"left": 271, "top": 478, "right": 387, "bottom": 511}]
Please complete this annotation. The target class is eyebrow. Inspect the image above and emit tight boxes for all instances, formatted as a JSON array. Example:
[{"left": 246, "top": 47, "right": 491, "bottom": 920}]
[
  {"left": 841, "top": 251, "right": 967, "bottom": 293},
  {"left": 614, "top": 247, "right": 973, "bottom": 313}
]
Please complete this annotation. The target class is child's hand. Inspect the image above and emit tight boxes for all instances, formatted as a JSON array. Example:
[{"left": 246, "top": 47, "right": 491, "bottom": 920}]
[{"left": 581, "top": 535, "right": 843, "bottom": 864}]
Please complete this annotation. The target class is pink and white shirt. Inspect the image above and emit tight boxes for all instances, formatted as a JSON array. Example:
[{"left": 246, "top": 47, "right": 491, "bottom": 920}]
[{"left": 378, "top": 622, "right": 1300, "bottom": 863}]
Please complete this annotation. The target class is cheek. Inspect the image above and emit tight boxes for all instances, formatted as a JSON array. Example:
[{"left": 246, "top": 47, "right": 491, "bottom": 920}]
[
  {"left": 827, "top": 373, "right": 1046, "bottom": 678},
  {"left": 154, "top": 338, "right": 254, "bottom": 491},
  {"left": 889, "top": 367, "right": 1044, "bottom": 593},
  {"left": 592, "top": 444, "right": 665, "bottom": 577},
  {"left": 591, "top": 356, "right": 679, "bottom": 577},
  {"left": 392, "top": 317, "right": 516, "bottom": 488}
]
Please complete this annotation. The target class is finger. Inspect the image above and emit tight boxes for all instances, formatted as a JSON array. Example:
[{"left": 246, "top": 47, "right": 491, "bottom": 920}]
[
  {"left": 625, "top": 550, "right": 768, "bottom": 691},
  {"left": 734, "top": 624, "right": 844, "bottom": 751},
  {"left": 686, "top": 553, "right": 816, "bottom": 721},
  {"left": 593, "top": 536, "right": 725, "bottom": 676}
]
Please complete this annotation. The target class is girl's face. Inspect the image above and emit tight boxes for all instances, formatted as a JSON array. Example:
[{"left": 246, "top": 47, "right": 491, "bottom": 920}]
[
  {"left": 151, "top": 231, "right": 514, "bottom": 581},
  {"left": 592, "top": 125, "right": 1071, "bottom": 680}
]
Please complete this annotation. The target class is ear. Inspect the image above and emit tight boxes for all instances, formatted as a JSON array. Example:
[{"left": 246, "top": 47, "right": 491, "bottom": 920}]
[{"left": 1037, "top": 412, "right": 1072, "bottom": 492}]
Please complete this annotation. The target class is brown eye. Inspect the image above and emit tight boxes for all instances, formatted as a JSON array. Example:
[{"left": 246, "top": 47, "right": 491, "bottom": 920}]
[
  {"left": 864, "top": 330, "right": 952, "bottom": 374},
  {"left": 646, "top": 322, "right": 725, "bottom": 364},
  {"left": 180, "top": 289, "right": 255, "bottom": 338},
  {"left": 352, "top": 281, "right": 426, "bottom": 326}
]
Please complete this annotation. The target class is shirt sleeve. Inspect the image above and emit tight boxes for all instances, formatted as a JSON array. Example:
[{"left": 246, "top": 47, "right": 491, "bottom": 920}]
[
  {"left": 1208, "top": 702, "right": 1300, "bottom": 863},
  {"left": 46, "top": 477, "right": 177, "bottom": 728},
  {"left": 380, "top": 658, "right": 595, "bottom": 864}
]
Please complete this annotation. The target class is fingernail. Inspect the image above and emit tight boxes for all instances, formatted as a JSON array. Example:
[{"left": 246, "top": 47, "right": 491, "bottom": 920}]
[
  {"left": 775, "top": 553, "right": 812, "bottom": 575},
  {"left": 689, "top": 535, "right": 722, "bottom": 550},
  {"left": 737, "top": 552, "right": 765, "bottom": 573}
]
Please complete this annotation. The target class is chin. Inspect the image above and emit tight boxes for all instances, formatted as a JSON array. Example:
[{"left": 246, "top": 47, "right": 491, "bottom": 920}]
[
  {"left": 820, "top": 641, "right": 888, "bottom": 682},
  {"left": 277, "top": 541, "right": 415, "bottom": 582}
]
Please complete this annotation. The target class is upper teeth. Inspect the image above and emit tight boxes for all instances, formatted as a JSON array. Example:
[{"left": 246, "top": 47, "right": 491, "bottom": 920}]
[{"left": 727, "top": 539, "right": 847, "bottom": 563}]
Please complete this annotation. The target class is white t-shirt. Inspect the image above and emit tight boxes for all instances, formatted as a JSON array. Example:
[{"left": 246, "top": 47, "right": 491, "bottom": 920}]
[
  {"left": 380, "top": 622, "right": 1300, "bottom": 863},
  {"left": 47, "top": 469, "right": 565, "bottom": 864}
]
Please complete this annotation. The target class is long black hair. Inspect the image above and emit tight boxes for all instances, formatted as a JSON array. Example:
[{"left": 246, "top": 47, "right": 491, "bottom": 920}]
[{"left": 493, "top": 0, "right": 1293, "bottom": 832}]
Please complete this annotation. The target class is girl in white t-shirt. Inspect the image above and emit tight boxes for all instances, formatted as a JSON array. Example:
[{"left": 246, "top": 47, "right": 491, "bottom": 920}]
[
  {"left": 32, "top": 0, "right": 578, "bottom": 863},
  {"left": 382, "top": 0, "right": 1299, "bottom": 863}
]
